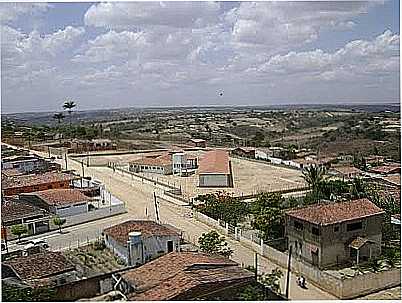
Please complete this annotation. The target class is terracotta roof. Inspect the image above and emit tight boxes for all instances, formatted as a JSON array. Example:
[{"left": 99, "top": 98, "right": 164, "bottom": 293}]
[
  {"left": 2, "top": 168, "right": 24, "bottom": 177},
  {"left": 381, "top": 175, "right": 401, "bottom": 186},
  {"left": 103, "top": 220, "right": 179, "bottom": 247},
  {"left": 3, "top": 251, "right": 75, "bottom": 281},
  {"left": 1, "top": 198, "right": 48, "bottom": 223},
  {"left": 348, "top": 237, "right": 374, "bottom": 250},
  {"left": 130, "top": 153, "right": 172, "bottom": 167},
  {"left": 1, "top": 172, "right": 79, "bottom": 190},
  {"left": 286, "top": 199, "right": 385, "bottom": 225},
  {"left": 332, "top": 166, "right": 362, "bottom": 175},
  {"left": 369, "top": 165, "right": 401, "bottom": 175},
  {"left": 25, "top": 189, "right": 88, "bottom": 206},
  {"left": 198, "top": 150, "right": 230, "bottom": 174},
  {"left": 123, "top": 252, "right": 253, "bottom": 301}
]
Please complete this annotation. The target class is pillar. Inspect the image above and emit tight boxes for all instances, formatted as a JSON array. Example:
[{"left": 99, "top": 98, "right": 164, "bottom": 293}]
[{"left": 260, "top": 238, "right": 264, "bottom": 255}]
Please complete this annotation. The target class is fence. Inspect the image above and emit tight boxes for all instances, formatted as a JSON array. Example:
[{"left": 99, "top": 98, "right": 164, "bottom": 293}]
[{"left": 193, "top": 209, "right": 401, "bottom": 299}]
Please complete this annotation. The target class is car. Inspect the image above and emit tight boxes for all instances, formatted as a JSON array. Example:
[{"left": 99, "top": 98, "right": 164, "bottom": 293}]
[{"left": 24, "top": 239, "right": 49, "bottom": 250}]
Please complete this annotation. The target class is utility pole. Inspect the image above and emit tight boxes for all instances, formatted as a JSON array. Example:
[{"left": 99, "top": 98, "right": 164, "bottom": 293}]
[
  {"left": 285, "top": 245, "right": 292, "bottom": 299},
  {"left": 48, "top": 146, "right": 51, "bottom": 158},
  {"left": 154, "top": 192, "right": 160, "bottom": 223},
  {"left": 81, "top": 161, "right": 85, "bottom": 188},
  {"left": 254, "top": 252, "right": 258, "bottom": 281},
  {"left": 65, "top": 152, "right": 68, "bottom": 170}
]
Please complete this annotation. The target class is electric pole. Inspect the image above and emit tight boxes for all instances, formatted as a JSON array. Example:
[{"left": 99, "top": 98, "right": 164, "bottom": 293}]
[{"left": 285, "top": 245, "right": 292, "bottom": 299}]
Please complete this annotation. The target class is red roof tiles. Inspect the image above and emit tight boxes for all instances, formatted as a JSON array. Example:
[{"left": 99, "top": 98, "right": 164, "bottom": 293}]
[
  {"left": 286, "top": 198, "right": 385, "bottom": 225},
  {"left": 1, "top": 198, "right": 48, "bottom": 223},
  {"left": 104, "top": 220, "right": 179, "bottom": 247},
  {"left": 198, "top": 150, "right": 230, "bottom": 175},
  {"left": 27, "top": 189, "right": 88, "bottom": 206},
  {"left": 130, "top": 153, "right": 172, "bottom": 167},
  {"left": 1, "top": 172, "right": 79, "bottom": 190},
  {"left": 369, "top": 165, "right": 401, "bottom": 175},
  {"left": 123, "top": 252, "right": 253, "bottom": 301}
]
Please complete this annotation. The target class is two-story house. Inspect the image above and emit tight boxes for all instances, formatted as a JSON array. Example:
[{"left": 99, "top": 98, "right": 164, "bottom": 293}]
[{"left": 285, "top": 198, "right": 384, "bottom": 268}]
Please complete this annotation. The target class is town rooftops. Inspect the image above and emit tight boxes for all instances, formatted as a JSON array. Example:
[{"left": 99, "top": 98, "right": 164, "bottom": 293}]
[
  {"left": 1, "top": 198, "right": 48, "bottom": 223},
  {"left": 23, "top": 189, "right": 88, "bottom": 206},
  {"left": 130, "top": 153, "right": 172, "bottom": 167},
  {"left": 332, "top": 166, "right": 363, "bottom": 175},
  {"left": 198, "top": 150, "right": 230, "bottom": 175},
  {"left": 1, "top": 171, "right": 79, "bottom": 190},
  {"left": 3, "top": 251, "right": 75, "bottom": 281},
  {"left": 286, "top": 198, "right": 385, "bottom": 225},
  {"left": 369, "top": 164, "right": 401, "bottom": 175},
  {"left": 103, "top": 220, "right": 179, "bottom": 247},
  {"left": 123, "top": 252, "right": 254, "bottom": 301}
]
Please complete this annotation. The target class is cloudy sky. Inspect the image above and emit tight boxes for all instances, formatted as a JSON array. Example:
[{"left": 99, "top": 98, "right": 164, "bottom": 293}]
[{"left": 1, "top": 1, "right": 400, "bottom": 113}]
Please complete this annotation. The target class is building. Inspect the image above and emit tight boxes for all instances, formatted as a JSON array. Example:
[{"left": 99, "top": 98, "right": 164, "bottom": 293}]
[
  {"left": 330, "top": 166, "right": 363, "bottom": 180},
  {"left": 2, "top": 251, "right": 78, "bottom": 287},
  {"left": 369, "top": 164, "right": 401, "bottom": 175},
  {"left": 188, "top": 138, "right": 207, "bottom": 148},
  {"left": 2, "top": 171, "right": 80, "bottom": 196},
  {"left": 231, "top": 147, "right": 256, "bottom": 159},
  {"left": 129, "top": 153, "right": 173, "bottom": 175},
  {"left": 1, "top": 198, "right": 51, "bottom": 238},
  {"left": 198, "top": 150, "right": 233, "bottom": 187},
  {"left": 119, "top": 252, "right": 254, "bottom": 300},
  {"left": 103, "top": 220, "right": 181, "bottom": 266},
  {"left": 20, "top": 189, "right": 89, "bottom": 217},
  {"left": 172, "top": 152, "right": 198, "bottom": 176},
  {"left": 69, "top": 139, "right": 116, "bottom": 153},
  {"left": 1, "top": 155, "right": 61, "bottom": 174},
  {"left": 285, "top": 199, "right": 384, "bottom": 268}
]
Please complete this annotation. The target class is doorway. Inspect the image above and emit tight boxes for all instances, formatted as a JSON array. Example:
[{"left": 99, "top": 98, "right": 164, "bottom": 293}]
[{"left": 167, "top": 240, "right": 174, "bottom": 252}]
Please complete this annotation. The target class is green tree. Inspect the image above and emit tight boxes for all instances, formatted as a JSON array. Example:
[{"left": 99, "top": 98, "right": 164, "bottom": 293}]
[
  {"left": 11, "top": 224, "right": 28, "bottom": 242},
  {"left": 302, "top": 165, "right": 327, "bottom": 201},
  {"left": 2, "top": 285, "right": 55, "bottom": 301},
  {"left": 198, "top": 230, "right": 233, "bottom": 257},
  {"left": 52, "top": 216, "right": 66, "bottom": 233},
  {"left": 53, "top": 113, "right": 65, "bottom": 143},
  {"left": 238, "top": 284, "right": 266, "bottom": 300},
  {"left": 63, "top": 100, "right": 77, "bottom": 129},
  {"left": 260, "top": 268, "right": 283, "bottom": 294}
]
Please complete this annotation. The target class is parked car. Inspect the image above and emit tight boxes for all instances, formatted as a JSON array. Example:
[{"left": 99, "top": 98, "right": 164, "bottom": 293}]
[{"left": 24, "top": 238, "right": 49, "bottom": 250}]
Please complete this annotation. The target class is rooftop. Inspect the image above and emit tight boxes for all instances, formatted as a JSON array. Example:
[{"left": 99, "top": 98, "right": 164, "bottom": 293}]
[
  {"left": 23, "top": 189, "right": 88, "bottom": 206},
  {"left": 123, "top": 252, "right": 253, "bottom": 301},
  {"left": 2, "top": 172, "right": 79, "bottom": 190},
  {"left": 1, "top": 198, "right": 48, "bottom": 223},
  {"left": 198, "top": 150, "right": 230, "bottom": 175},
  {"left": 3, "top": 251, "right": 75, "bottom": 281},
  {"left": 286, "top": 198, "right": 385, "bottom": 225},
  {"left": 332, "top": 166, "right": 363, "bottom": 175},
  {"left": 130, "top": 153, "right": 172, "bottom": 167},
  {"left": 103, "top": 220, "right": 179, "bottom": 247},
  {"left": 369, "top": 165, "right": 401, "bottom": 175}
]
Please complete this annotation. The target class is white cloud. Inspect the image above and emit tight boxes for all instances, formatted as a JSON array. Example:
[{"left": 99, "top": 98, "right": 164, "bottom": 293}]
[{"left": 0, "top": 2, "right": 49, "bottom": 24}]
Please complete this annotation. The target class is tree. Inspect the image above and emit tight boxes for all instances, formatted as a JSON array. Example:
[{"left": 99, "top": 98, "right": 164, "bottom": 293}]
[
  {"left": 260, "top": 268, "right": 283, "bottom": 294},
  {"left": 53, "top": 113, "right": 65, "bottom": 143},
  {"left": 302, "top": 165, "right": 327, "bottom": 201},
  {"left": 63, "top": 100, "right": 77, "bottom": 129},
  {"left": 2, "top": 285, "right": 55, "bottom": 302},
  {"left": 52, "top": 216, "right": 66, "bottom": 233},
  {"left": 350, "top": 177, "right": 367, "bottom": 199},
  {"left": 198, "top": 230, "right": 233, "bottom": 257},
  {"left": 238, "top": 284, "right": 266, "bottom": 300},
  {"left": 11, "top": 224, "right": 28, "bottom": 242}
]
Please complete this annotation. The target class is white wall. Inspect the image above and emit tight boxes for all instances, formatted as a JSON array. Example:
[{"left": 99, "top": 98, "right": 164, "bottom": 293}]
[
  {"left": 199, "top": 174, "right": 229, "bottom": 187},
  {"left": 55, "top": 202, "right": 88, "bottom": 217}
]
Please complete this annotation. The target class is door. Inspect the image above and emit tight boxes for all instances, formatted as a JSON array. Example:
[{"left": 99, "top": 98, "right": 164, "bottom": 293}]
[
  {"left": 167, "top": 240, "right": 174, "bottom": 252},
  {"left": 311, "top": 249, "right": 319, "bottom": 266}
]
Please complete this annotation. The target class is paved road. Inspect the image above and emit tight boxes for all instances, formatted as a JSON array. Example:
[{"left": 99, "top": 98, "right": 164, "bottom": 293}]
[{"left": 16, "top": 148, "right": 336, "bottom": 300}]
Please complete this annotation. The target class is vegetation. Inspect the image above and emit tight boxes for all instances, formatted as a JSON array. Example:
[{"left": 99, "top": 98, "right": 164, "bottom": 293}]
[
  {"left": 11, "top": 224, "right": 28, "bottom": 242},
  {"left": 302, "top": 165, "right": 327, "bottom": 200},
  {"left": 198, "top": 230, "right": 233, "bottom": 257},
  {"left": 52, "top": 216, "right": 67, "bottom": 233},
  {"left": 63, "top": 100, "right": 77, "bottom": 129},
  {"left": 2, "top": 285, "right": 56, "bottom": 302},
  {"left": 260, "top": 268, "right": 283, "bottom": 294}
]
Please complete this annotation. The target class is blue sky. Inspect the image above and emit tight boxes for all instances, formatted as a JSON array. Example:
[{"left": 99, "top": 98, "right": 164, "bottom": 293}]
[{"left": 1, "top": 1, "right": 400, "bottom": 113}]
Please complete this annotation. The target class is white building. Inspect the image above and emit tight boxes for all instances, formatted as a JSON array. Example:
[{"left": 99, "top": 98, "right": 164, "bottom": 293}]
[
  {"left": 198, "top": 150, "right": 233, "bottom": 187},
  {"left": 129, "top": 153, "right": 173, "bottom": 175},
  {"left": 103, "top": 220, "right": 181, "bottom": 266},
  {"left": 172, "top": 152, "right": 198, "bottom": 176}
]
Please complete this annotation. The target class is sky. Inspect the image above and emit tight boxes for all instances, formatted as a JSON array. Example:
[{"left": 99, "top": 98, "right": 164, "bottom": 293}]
[{"left": 1, "top": 0, "right": 400, "bottom": 113}]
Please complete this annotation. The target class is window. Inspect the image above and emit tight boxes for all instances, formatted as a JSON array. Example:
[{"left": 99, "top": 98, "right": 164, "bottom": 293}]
[
  {"left": 347, "top": 221, "right": 362, "bottom": 231},
  {"left": 294, "top": 221, "right": 304, "bottom": 230},
  {"left": 334, "top": 226, "right": 339, "bottom": 232},
  {"left": 312, "top": 226, "right": 320, "bottom": 236}
]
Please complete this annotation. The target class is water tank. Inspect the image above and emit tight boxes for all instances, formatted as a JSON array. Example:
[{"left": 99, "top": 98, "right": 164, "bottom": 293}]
[{"left": 128, "top": 231, "right": 142, "bottom": 245}]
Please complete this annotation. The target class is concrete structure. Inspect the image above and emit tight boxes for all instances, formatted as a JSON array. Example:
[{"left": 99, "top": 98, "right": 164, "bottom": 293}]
[
  {"left": 285, "top": 199, "right": 384, "bottom": 268},
  {"left": 103, "top": 220, "right": 180, "bottom": 266},
  {"left": 172, "top": 152, "right": 198, "bottom": 176},
  {"left": 369, "top": 164, "right": 401, "bottom": 175},
  {"left": 198, "top": 150, "right": 233, "bottom": 187},
  {"left": 2, "top": 171, "right": 80, "bottom": 196},
  {"left": 1, "top": 198, "right": 51, "bottom": 238},
  {"left": 120, "top": 252, "right": 254, "bottom": 300},
  {"left": 1, "top": 155, "right": 61, "bottom": 173},
  {"left": 2, "top": 251, "right": 78, "bottom": 287},
  {"left": 231, "top": 147, "right": 256, "bottom": 159},
  {"left": 129, "top": 153, "right": 172, "bottom": 175},
  {"left": 188, "top": 138, "right": 206, "bottom": 148},
  {"left": 20, "top": 189, "right": 89, "bottom": 217},
  {"left": 69, "top": 139, "right": 116, "bottom": 153}
]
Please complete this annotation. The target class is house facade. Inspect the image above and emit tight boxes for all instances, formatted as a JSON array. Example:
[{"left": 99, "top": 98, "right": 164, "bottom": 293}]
[
  {"left": 172, "top": 152, "right": 198, "bottom": 176},
  {"left": 285, "top": 199, "right": 384, "bottom": 268},
  {"left": 103, "top": 220, "right": 181, "bottom": 266},
  {"left": 198, "top": 150, "right": 233, "bottom": 187},
  {"left": 129, "top": 153, "right": 173, "bottom": 175},
  {"left": 231, "top": 147, "right": 256, "bottom": 159},
  {"left": 188, "top": 138, "right": 207, "bottom": 148}
]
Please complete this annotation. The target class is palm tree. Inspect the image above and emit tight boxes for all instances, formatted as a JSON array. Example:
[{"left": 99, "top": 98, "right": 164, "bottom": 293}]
[
  {"left": 53, "top": 113, "right": 65, "bottom": 143},
  {"left": 302, "top": 165, "right": 327, "bottom": 200},
  {"left": 63, "top": 100, "right": 77, "bottom": 128}
]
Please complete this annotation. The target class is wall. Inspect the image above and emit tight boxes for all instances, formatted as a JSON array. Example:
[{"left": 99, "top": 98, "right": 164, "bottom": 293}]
[
  {"left": 105, "top": 236, "right": 129, "bottom": 264},
  {"left": 199, "top": 174, "right": 229, "bottom": 187},
  {"left": 55, "top": 202, "right": 88, "bottom": 217}
]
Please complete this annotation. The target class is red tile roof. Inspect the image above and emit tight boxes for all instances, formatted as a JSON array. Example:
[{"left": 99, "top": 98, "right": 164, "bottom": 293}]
[
  {"left": 198, "top": 150, "right": 230, "bottom": 174},
  {"left": 1, "top": 172, "right": 79, "bottom": 190},
  {"left": 123, "top": 252, "right": 253, "bottom": 301},
  {"left": 130, "top": 153, "right": 172, "bottom": 167},
  {"left": 104, "top": 220, "right": 179, "bottom": 247},
  {"left": 27, "top": 189, "right": 88, "bottom": 206},
  {"left": 369, "top": 165, "right": 401, "bottom": 175},
  {"left": 381, "top": 175, "right": 401, "bottom": 186},
  {"left": 332, "top": 166, "right": 362, "bottom": 175},
  {"left": 286, "top": 198, "right": 385, "bottom": 225},
  {"left": 3, "top": 251, "right": 75, "bottom": 281},
  {"left": 1, "top": 198, "right": 48, "bottom": 223}
]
